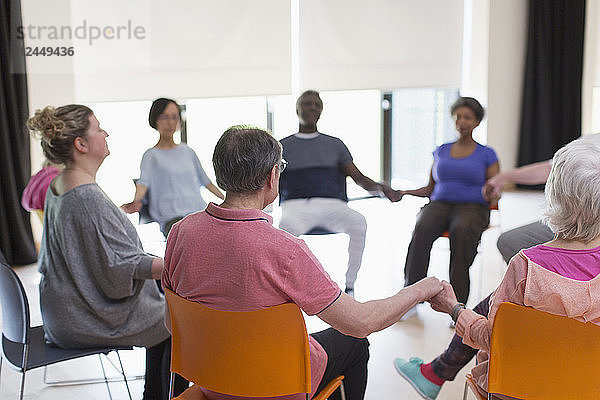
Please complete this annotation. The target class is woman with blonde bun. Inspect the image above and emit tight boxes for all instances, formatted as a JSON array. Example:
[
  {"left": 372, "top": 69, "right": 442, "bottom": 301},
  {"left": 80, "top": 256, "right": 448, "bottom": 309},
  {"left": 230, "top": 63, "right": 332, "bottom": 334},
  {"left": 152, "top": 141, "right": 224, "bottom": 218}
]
[{"left": 28, "top": 105, "right": 188, "bottom": 400}]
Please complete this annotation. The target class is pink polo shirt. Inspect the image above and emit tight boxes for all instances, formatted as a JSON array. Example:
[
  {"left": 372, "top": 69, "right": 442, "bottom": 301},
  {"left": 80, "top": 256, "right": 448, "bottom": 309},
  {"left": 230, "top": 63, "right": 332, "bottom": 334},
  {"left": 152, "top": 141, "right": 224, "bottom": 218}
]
[{"left": 162, "top": 203, "right": 342, "bottom": 400}]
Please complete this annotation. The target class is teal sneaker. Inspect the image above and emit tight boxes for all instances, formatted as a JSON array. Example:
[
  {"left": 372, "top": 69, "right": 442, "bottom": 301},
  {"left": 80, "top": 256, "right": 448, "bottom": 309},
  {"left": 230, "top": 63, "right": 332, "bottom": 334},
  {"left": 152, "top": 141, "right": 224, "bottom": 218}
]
[{"left": 393, "top": 357, "right": 441, "bottom": 400}]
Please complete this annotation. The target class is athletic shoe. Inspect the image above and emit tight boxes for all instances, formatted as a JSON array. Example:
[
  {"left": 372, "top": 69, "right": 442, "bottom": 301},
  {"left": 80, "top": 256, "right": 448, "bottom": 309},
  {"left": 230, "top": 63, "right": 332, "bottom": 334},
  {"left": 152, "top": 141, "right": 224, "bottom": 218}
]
[{"left": 393, "top": 357, "right": 441, "bottom": 400}]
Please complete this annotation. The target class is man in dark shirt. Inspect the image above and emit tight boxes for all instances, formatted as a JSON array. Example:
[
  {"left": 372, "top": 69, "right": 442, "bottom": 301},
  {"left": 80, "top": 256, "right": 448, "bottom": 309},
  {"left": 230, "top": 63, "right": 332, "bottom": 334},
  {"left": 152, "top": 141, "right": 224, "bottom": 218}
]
[{"left": 279, "top": 90, "right": 396, "bottom": 295}]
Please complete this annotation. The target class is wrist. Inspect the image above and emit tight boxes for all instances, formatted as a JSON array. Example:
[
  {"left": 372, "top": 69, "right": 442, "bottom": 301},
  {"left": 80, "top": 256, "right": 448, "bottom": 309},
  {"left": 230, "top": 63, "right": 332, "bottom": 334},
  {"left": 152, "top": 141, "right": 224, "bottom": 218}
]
[{"left": 450, "top": 302, "right": 466, "bottom": 322}]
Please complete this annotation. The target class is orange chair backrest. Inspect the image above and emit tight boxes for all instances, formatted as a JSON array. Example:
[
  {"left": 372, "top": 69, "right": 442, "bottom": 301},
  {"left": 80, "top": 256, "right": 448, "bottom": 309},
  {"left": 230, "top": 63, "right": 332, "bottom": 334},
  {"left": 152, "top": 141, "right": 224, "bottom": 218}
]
[
  {"left": 487, "top": 302, "right": 600, "bottom": 399},
  {"left": 164, "top": 289, "right": 312, "bottom": 397}
]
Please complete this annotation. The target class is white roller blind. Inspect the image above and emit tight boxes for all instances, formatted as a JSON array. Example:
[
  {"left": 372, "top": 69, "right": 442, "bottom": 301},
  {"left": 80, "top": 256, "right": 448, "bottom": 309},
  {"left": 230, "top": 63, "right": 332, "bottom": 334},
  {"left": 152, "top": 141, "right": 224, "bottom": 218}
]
[
  {"left": 298, "top": 0, "right": 464, "bottom": 91},
  {"left": 70, "top": 0, "right": 291, "bottom": 102}
]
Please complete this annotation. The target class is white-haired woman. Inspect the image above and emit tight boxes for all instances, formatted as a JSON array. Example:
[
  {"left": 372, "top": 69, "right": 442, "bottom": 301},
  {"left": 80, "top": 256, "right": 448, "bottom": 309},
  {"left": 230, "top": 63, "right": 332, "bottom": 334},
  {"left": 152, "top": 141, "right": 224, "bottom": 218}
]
[{"left": 421, "top": 138, "right": 600, "bottom": 398}]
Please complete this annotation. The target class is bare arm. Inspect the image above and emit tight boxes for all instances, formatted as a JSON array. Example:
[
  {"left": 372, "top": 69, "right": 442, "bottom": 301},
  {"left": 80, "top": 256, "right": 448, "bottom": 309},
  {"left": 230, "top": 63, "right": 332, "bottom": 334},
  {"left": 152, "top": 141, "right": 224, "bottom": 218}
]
[
  {"left": 391, "top": 167, "right": 436, "bottom": 202},
  {"left": 483, "top": 160, "right": 551, "bottom": 201},
  {"left": 150, "top": 257, "right": 164, "bottom": 280},
  {"left": 205, "top": 182, "right": 225, "bottom": 200},
  {"left": 317, "top": 277, "right": 442, "bottom": 338},
  {"left": 343, "top": 162, "right": 395, "bottom": 200},
  {"left": 121, "top": 183, "right": 148, "bottom": 213},
  {"left": 486, "top": 161, "right": 500, "bottom": 180}
]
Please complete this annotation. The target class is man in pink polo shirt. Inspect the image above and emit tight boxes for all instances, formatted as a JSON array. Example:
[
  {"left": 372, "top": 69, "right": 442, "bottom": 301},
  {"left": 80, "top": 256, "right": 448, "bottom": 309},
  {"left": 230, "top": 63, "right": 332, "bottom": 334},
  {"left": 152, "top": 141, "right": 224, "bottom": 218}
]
[{"left": 162, "top": 125, "right": 443, "bottom": 400}]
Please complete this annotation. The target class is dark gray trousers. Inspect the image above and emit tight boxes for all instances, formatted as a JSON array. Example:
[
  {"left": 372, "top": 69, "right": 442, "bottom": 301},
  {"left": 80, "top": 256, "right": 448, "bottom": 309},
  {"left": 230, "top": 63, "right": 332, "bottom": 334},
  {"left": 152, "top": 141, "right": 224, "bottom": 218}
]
[{"left": 404, "top": 201, "right": 490, "bottom": 303}]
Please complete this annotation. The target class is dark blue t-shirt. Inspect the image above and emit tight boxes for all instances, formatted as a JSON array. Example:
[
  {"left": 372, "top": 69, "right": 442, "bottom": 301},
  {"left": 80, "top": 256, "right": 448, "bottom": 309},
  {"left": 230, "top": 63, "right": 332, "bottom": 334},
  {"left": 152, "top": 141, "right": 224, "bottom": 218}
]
[
  {"left": 430, "top": 142, "right": 498, "bottom": 205},
  {"left": 279, "top": 133, "right": 353, "bottom": 202}
]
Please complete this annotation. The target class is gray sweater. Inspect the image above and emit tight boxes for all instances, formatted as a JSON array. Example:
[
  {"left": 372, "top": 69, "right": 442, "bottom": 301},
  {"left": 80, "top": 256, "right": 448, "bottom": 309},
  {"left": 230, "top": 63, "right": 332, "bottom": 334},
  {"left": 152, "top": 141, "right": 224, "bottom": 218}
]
[{"left": 39, "top": 183, "right": 168, "bottom": 349}]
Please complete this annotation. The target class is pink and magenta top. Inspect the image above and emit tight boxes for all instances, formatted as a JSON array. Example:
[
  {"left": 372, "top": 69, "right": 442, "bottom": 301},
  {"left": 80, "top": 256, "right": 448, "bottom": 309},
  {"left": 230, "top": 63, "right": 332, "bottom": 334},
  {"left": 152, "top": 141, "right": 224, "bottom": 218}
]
[
  {"left": 522, "top": 244, "right": 600, "bottom": 281},
  {"left": 21, "top": 165, "right": 60, "bottom": 211},
  {"left": 162, "top": 203, "right": 342, "bottom": 400},
  {"left": 456, "top": 244, "right": 600, "bottom": 396}
]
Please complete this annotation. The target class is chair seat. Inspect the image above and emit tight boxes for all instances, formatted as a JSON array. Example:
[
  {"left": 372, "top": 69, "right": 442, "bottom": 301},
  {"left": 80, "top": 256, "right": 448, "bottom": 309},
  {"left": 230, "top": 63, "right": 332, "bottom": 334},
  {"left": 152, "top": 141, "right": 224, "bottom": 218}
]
[
  {"left": 2, "top": 326, "right": 132, "bottom": 372},
  {"left": 175, "top": 377, "right": 344, "bottom": 400},
  {"left": 305, "top": 227, "right": 340, "bottom": 235}
]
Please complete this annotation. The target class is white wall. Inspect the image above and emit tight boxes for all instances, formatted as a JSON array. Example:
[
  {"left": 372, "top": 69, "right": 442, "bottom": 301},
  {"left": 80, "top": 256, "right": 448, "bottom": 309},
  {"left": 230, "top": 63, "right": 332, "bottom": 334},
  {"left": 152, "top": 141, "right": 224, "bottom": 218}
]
[
  {"left": 298, "top": 0, "right": 464, "bottom": 91},
  {"left": 486, "top": 0, "right": 528, "bottom": 170},
  {"left": 582, "top": 0, "right": 600, "bottom": 134},
  {"left": 22, "top": 0, "right": 532, "bottom": 172}
]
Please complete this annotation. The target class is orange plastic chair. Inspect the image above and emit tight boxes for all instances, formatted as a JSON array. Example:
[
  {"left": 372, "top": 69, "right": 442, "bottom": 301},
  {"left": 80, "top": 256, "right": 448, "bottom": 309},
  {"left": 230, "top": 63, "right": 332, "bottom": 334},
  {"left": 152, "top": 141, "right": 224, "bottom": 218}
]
[
  {"left": 164, "top": 289, "right": 345, "bottom": 400},
  {"left": 464, "top": 302, "right": 600, "bottom": 400}
]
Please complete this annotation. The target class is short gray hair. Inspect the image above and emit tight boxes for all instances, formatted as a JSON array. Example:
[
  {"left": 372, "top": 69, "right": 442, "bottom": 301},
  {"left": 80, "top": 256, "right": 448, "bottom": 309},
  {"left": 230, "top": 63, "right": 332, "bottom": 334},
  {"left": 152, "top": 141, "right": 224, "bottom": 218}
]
[
  {"left": 212, "top": 125, "right": 282, "bottom": 193},
  {"left": 544, "top": 139, "right": 600, "bottom": 242}
]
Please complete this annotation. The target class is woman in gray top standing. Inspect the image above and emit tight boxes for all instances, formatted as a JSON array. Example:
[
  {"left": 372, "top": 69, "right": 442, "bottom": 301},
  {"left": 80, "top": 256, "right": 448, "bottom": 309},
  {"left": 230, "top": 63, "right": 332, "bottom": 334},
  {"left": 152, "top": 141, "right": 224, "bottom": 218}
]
[
  {"left": 28, "top": 104, "right": 188, "bottom": 400},
  {"left": 121, "top": 98, "right": 224, "bottom": 235}
]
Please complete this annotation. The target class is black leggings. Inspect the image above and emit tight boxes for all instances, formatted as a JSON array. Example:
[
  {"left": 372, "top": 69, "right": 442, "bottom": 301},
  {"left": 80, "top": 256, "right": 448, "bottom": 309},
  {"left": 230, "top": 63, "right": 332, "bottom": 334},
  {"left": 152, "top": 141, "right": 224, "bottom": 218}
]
[
  {"left": 143, "top": 337, "right": 189, "bottom": 400},
  {"left": 431, "top": 294, "right": 491, "bottom": 381},
  {"left": 311, "top": 328, "right": 370, "bottom": 400}
]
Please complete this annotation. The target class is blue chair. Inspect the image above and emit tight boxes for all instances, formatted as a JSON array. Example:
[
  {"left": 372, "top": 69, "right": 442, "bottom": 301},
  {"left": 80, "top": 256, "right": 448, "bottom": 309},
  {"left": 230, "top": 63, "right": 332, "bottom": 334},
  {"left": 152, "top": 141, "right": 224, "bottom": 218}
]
[
  {"left": 0, "top": 254, "right": 134, "bottom": 400},
  {"left": 133, "top": 178, "right": 155, "bottom": 225}
]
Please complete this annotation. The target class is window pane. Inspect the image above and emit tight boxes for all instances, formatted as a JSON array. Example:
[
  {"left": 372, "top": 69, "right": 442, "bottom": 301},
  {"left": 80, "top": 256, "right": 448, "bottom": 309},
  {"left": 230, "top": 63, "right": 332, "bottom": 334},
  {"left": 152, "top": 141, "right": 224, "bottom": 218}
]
[
  {"left": 186, "top": 96, "right": 268, "bottom": 183},
  {"left": 317, "top": 90, "right": 382, "bottom": 196},
  {"left": 391, "top": 88, "right": 459, "bottom": 187},
  {"left": 268, "top": 95, "right": 297, "bottom": 140},
  {"left": 90, "top": 100, "right": 156, "bottom": 206}
]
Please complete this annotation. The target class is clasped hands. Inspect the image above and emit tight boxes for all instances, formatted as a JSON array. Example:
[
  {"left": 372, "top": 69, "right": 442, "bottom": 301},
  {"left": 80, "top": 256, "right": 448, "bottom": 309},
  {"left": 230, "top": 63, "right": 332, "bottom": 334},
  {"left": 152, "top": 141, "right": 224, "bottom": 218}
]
[{"left": 417, "top": 276, "right": 459, "bottom": 315}]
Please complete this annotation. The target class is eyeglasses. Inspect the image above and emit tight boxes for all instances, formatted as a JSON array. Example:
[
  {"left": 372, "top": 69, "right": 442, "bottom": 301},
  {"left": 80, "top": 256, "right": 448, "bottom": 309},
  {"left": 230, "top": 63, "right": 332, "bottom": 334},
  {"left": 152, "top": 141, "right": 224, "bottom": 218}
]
[{"left": 278, "top": 158, "right": 288, "bottom": 173}]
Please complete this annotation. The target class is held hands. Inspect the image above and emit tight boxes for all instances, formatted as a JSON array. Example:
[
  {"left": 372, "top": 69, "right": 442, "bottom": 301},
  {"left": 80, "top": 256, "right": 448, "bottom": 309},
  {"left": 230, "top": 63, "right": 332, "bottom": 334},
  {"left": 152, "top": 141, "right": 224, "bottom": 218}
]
[
  {"left": 374, "top": 182, "right": 405, "bottom": 202},
  {"left": 121, "top": 199, "right": 142, "bottom": 214},
  {"left": 427, "top": 280, "right": 458, "bottom": 314},
  {"left": 482, "top": 173, "right": 506, "bottom": 202},
  {"left": 384, "top": 188, "right": 404, "bottom": 202},
  {"left": 414, "top": 276, "right": 444, "bottom": 300}
]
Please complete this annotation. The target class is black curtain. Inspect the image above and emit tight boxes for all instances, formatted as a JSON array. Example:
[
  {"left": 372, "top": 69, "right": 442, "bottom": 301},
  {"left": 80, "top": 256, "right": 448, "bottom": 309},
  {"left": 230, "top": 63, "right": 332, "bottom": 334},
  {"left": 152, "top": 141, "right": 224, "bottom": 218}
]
[
  {"left": 518, "top": 0, "right": 586, "bottom": 169},
  {"left": 0, "top": 0, "right": 36, "bottom": 265}
]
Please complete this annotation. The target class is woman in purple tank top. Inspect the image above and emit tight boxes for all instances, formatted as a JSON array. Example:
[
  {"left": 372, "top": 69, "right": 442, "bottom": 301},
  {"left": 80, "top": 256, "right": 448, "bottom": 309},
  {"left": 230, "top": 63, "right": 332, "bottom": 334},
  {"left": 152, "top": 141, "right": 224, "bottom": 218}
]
[{"left": 391, "top": 97, "right": 500, "bottom": 306}]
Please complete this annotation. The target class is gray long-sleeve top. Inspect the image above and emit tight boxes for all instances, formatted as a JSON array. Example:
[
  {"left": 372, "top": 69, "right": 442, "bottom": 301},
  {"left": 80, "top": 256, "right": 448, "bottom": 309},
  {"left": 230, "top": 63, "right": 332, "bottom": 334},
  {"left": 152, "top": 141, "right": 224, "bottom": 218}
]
[{"left": 39, "top": 183, "right": 168, "bottom": 349}]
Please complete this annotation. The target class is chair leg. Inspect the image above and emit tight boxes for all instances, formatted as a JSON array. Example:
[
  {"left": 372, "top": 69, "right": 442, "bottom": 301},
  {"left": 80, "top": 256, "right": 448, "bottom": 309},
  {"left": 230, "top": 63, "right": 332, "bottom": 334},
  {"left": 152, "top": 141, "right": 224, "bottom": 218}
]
[
  {"left": 168, "top": 371, "right": 175, "bottom": 400},
  {"left": 463, "top": 380, "right": 469, "bottom": 400},
  {"left": 43, "top": 351, "right": 144, "bottom": 386},
  {"left": 115, "top": 351, "right": 133, "bottom": 400},
  {"left": 98, "top": 354, "right": 114, "bottom": 400},
  {"left": 339, "top": 381, "right": 347, "bottom": 400},
  {"left": 19, "top": 344, "right": 29, "bottom": 400},
  {"left": 18, "top": 372, "right": 25, "bottom": 400}
]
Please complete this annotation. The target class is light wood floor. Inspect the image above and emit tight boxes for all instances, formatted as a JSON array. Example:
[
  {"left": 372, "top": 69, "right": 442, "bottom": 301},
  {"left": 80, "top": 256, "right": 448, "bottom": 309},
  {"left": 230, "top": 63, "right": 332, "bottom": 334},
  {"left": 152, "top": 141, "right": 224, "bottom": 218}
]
[{"left": 0, "top": 190, "right": 546, "bottom": 400}]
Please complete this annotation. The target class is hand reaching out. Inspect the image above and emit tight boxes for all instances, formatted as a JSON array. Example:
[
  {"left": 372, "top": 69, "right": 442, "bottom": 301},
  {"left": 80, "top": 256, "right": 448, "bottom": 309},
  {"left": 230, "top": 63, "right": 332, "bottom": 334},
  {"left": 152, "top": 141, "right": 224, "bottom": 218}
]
[
  {"left": 482, "top": 174, "right": 506, "bottom": 202},
  {"left": 121, "top": 200, "right": 142, "bottom": 214}
]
